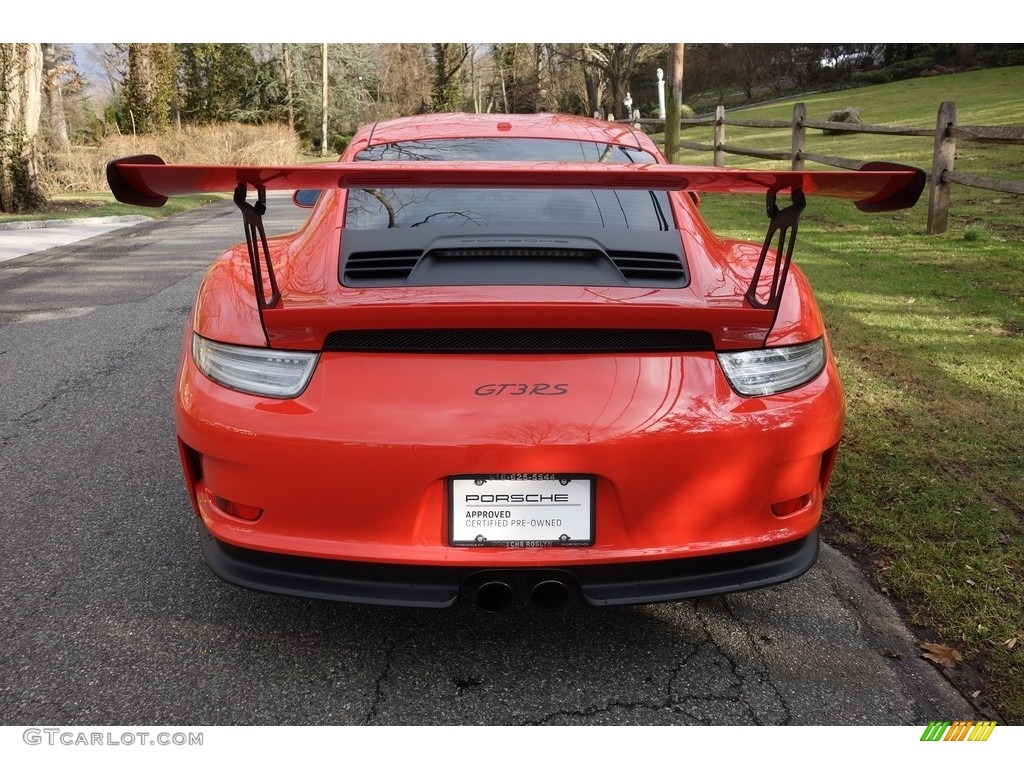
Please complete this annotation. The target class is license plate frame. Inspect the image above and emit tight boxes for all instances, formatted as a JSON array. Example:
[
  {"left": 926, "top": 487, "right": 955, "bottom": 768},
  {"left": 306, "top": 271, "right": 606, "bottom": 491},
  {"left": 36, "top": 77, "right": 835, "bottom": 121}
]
[{"left": 448, "top": 474, "right": 595, "bottom": 547}]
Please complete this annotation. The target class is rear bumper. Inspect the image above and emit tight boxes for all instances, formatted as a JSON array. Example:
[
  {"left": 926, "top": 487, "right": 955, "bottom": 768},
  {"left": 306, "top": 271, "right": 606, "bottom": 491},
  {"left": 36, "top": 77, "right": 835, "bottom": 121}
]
[
  {"left": 179, "top": 349, "right": 843, "bottom": 566},
  {"left": 198, "top": 522, "right": 819, "bottom": 608}
]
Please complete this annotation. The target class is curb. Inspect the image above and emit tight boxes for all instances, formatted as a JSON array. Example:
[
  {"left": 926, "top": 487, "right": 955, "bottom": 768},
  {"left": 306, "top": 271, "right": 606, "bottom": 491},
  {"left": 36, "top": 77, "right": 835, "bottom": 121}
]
[{"left": 0, "top": 215, "right": 153, "bottom": 232}]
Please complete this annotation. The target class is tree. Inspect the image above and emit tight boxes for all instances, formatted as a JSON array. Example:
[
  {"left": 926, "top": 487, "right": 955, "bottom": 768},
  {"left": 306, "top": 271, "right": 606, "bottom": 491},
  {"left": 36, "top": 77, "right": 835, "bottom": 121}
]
[
  {"left": 431, "top": 43, "right": 470, "bottom": 112},
  {"left": 534, "top": 44, "right": 586, "bottom": 114},
  {"left": 41, "top": 44, "right": 71, "bottom": 152},
  {"left": 575, "top": 45, "right": 604, "bottom": 117},
  {"left": 704, "top": 44, "right": 830, "bottom": 100},
  {"left": 664, "top": 44, "right": 684, "bottom": 163},
  {"left": 283, "top": 44, "right": 295, "bottom": 131},
  {"left": 377, "top": 44, "right": 433, "bottom": 115},
  {"left": 121, "top": 43, "right": 174, "bottom": 133},
  {"left": 268, "top": 43, "right": 380, "bottom": 150},
  {"left": 492, "top": 44, "right": 539, "bottom": 113},
  {"left": 321, "top": 43, "right": 328, "bottom": 157},
  {"left": 490, "top": 44, "right": 569, "bottom": 114},
  {"left": 176, "top": 43, "right": 263, "bottom": 124},
  {"left": 561, "top": 43, "right": 663, "bottom": 118},
  {"left": 0, "top": 43, "right": 45, "bottom": 212}
]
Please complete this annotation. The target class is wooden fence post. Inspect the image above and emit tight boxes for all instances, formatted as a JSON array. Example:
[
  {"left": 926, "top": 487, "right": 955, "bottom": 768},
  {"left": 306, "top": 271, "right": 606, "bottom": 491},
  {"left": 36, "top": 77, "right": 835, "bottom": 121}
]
[
  {"left": 714, "top": 106, "right": 726, "bottom": 167},
  {"left": 791, "top": 103, "right": 806, "bottom": 171},
  {"left": 927, "top": 101, "right": 957, "bottom": 235}
]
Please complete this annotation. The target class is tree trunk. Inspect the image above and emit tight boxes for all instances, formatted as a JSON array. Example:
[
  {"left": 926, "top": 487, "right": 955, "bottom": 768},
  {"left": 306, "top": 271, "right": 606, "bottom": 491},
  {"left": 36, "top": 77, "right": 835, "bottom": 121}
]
[
  {"left": 283, "top": 43, "right": 294, "bottom": 132},
  {"left": 0, "top": 43, "right": 45, "bottom": 213},
  {"left": 577, "top": 43, "right": 661, "bottom": 119},
  {"left": 431, "top": 43, "right": 469, "bottom": 112},
  {"left": 606, "top": 45, "right": 629, "bottom": 116},
  {"left": 321, "top": 43, "right": 328, "bottom": 157},
  {"left": 582, "top": 54, "right": 603, "bottom": 118},
  {"left": 41, "top": 43, "right": 70, "bottom": 152},
  {"left": 664, "top": 44, "right": 684, "bottom": 163},
  {"left": 124, "top": 43, "right": 172, "bottom": 133}
]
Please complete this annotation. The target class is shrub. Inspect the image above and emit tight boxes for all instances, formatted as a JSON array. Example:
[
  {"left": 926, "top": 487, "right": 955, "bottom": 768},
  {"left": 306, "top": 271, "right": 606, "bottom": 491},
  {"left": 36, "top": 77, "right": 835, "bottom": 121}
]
[
  {"left": 330, "top": 134, "right": 351, "bottom": 154},
  {"left": 857, "top": 70, "right": 892, "bottom": 86},
  {"left": 884, "top": 56, "right": 937, "bottom": 82},
  {"left": 40, "top": 123, "right": 305, "bottom": 195},
  {"left": 963, "top": 225, "right": 984, "bottom": 242}
]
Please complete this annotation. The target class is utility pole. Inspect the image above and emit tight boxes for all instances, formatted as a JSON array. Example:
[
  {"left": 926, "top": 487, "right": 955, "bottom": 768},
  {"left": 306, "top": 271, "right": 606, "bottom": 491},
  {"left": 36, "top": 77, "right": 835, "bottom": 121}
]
[{"left": 664, "top": 44, "right": 684, "bottom": 163}]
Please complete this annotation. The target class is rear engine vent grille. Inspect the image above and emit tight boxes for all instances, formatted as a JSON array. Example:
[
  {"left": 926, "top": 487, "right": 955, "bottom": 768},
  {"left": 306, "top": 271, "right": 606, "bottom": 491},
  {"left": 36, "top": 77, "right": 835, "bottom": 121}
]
[
  {"left": 430, "top": 247, "right": 599, "bottom": 260},
  {"left": 342, "top": 247, "right": 687, "bottom": 287},
  {"left": 607, "top": 250, "right": 686, "bottom": 282},
  {"left": 323, "top": 328, "right": 714, "bottom": 354},
  {"left": 344, "top": 250, "right": 421, "bottom": 283}
]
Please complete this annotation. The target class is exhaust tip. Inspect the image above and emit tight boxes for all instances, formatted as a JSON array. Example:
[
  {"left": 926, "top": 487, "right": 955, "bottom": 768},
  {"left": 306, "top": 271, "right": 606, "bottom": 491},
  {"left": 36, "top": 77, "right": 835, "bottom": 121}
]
[
  {"left": 476, "top": 581, "right": 515, "bottom": 613},
  {"left": 531, "top": 579, "right": 569, "bottom": 612}
]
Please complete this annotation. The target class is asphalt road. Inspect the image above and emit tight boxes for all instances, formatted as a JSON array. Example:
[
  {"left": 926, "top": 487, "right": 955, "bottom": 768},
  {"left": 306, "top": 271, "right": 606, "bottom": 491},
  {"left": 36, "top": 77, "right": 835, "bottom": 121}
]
[{"left": 0, "top": 201, "right": 979, "bottom": 726}]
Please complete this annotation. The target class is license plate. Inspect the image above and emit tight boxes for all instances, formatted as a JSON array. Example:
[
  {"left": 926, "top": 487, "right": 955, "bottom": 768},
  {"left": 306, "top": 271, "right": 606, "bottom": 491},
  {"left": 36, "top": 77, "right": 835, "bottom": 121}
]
[{"left": 449, "top": 474, "right": 594, "bottom": 547}]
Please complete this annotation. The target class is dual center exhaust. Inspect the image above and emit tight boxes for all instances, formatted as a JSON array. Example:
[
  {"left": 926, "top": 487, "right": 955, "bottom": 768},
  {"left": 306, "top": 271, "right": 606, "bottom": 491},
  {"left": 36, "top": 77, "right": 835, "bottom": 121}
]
[{"left": 473, "top": 574, "right": 572, "bottom": 613}]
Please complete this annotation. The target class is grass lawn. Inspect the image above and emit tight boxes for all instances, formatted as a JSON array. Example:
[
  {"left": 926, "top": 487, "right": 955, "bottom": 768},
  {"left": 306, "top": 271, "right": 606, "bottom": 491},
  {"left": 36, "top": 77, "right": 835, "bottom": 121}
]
[{"left": 0, "top": 192, "right": 224, "bottom": 224}]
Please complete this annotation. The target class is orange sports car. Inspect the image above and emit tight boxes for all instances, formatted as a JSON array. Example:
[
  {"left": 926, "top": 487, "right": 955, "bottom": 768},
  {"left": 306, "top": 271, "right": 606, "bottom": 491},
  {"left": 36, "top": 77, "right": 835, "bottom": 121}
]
[{"left": 107, "top": 113, "right": 923, "bottom": 611}]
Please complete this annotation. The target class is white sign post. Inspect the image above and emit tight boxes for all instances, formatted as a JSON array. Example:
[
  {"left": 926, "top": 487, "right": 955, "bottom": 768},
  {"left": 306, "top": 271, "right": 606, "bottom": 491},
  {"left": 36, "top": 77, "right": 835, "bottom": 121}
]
[{"left": 657, "top": 68, "right": 666, "bottom": 119}]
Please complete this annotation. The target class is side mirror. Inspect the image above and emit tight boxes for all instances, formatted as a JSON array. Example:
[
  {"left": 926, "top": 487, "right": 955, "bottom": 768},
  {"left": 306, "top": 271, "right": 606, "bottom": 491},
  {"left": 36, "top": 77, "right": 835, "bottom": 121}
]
[{"left": 293, "top": 189, "right": 321, "bottom": 208}]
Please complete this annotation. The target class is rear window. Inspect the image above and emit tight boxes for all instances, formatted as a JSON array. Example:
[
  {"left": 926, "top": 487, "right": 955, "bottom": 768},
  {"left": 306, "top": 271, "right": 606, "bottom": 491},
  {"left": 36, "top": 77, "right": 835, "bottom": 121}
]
[{"left": 344, "top": 138, "right": 671, "bottom": 231}]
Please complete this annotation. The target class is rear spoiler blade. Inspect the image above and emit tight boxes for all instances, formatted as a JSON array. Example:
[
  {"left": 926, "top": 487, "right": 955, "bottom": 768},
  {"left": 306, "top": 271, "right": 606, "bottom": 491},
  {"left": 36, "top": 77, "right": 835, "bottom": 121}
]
[
  {"left": 107, "top": 155, "right": 924, "bottom": 350},
  {"left": 107, "top": 155, "right": 925, "bottom": 213}
]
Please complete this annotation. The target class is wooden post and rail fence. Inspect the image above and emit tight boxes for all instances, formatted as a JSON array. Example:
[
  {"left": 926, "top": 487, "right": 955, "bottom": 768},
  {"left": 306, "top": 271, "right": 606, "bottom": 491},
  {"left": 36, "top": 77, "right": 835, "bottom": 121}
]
[{"left": 612, "top": 102, "right": 1024, "bottom": 234}]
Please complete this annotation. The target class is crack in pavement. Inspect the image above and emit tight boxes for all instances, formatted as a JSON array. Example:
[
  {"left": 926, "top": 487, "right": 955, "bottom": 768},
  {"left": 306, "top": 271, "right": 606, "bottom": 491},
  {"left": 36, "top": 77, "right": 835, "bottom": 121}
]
[
  {"left": 521, "top": 640, "right": 705, "bottom": 726},
  {"left": 1, "top": 311, "right": 183, "bottom": 437},
  {"left": 689, "top": 598, "right": 791, "bottom": 725},
  {"left": 364, "top": 638, "right": 395, "bottom": 725},
  {"left": 719, "top": 597, "right": 794, "bottom": 725},
  {"left": 522, "top": 695, "right": 703, "bottom": 726}
]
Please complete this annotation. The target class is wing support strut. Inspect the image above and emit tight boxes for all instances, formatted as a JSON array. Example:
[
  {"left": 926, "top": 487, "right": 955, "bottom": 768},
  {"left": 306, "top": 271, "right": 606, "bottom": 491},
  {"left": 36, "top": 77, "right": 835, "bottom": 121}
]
[
  {"left": 746, "top": 187, "right": 806, "bottom": 342},
  {"left": 234, "top": 183, "right": 281, "bottom": 346}
]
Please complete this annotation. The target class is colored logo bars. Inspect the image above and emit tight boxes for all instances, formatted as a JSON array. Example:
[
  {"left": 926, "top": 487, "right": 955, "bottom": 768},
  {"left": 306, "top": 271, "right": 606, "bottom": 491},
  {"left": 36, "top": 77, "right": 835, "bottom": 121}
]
[{"left": 921, "top": 721, "right": 997, "bottom": 742}]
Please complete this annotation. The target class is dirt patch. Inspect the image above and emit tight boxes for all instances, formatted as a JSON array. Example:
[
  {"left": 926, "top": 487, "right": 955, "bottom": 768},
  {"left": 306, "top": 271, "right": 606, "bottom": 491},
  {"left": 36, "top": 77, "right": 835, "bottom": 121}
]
[
  {"left": 998, "top": 319, "right": 1024, "bottom": 338},
  {"left": 0, "top": 200, "right": 107, "bottom": 222},
  {"left": 40, "top": 200, "right": 108, "bottom": 215}
]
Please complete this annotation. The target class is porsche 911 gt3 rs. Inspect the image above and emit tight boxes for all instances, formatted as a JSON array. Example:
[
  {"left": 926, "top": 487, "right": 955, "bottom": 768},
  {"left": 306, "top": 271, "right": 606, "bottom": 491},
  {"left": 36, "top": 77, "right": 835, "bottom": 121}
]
[{"left": 107, "top": 113, "right": 924, "bottom": 611}]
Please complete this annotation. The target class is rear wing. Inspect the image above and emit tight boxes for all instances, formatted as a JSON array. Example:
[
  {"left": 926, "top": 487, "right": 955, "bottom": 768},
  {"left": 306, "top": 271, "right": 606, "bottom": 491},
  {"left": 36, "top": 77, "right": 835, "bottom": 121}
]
[
  {"left": 107, "top": 155, "right": 925, "bottom": 347},
  {"left": 107, "top": 155, "right": 923, "bottom": 212}
]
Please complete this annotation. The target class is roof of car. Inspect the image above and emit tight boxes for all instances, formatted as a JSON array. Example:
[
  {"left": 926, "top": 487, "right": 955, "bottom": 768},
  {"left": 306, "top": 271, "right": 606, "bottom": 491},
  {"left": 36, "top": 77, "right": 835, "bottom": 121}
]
[{"left": 358, "top": 112, "right": 653, "bottom": 150}]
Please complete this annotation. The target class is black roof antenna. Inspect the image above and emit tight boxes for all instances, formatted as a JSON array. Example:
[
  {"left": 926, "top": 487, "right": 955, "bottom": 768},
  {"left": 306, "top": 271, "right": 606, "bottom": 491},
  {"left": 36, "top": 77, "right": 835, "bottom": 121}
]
[{"left": 365, "top": 121, "right": 380, "bottom": 148}]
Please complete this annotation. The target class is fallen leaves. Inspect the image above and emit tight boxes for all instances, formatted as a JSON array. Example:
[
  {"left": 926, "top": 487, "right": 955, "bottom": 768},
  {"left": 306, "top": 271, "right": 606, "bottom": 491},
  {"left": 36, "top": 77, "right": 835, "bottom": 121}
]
[{"left": 920, "top": 641, "right": 963, "bottom": 669}]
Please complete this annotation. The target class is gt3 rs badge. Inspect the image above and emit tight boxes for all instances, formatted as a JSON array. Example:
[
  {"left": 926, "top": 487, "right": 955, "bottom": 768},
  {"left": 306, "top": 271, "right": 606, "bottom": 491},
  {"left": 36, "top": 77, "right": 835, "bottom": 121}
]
[{"left": 474, "top": 383, "right": 569, "bottom": 396}]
